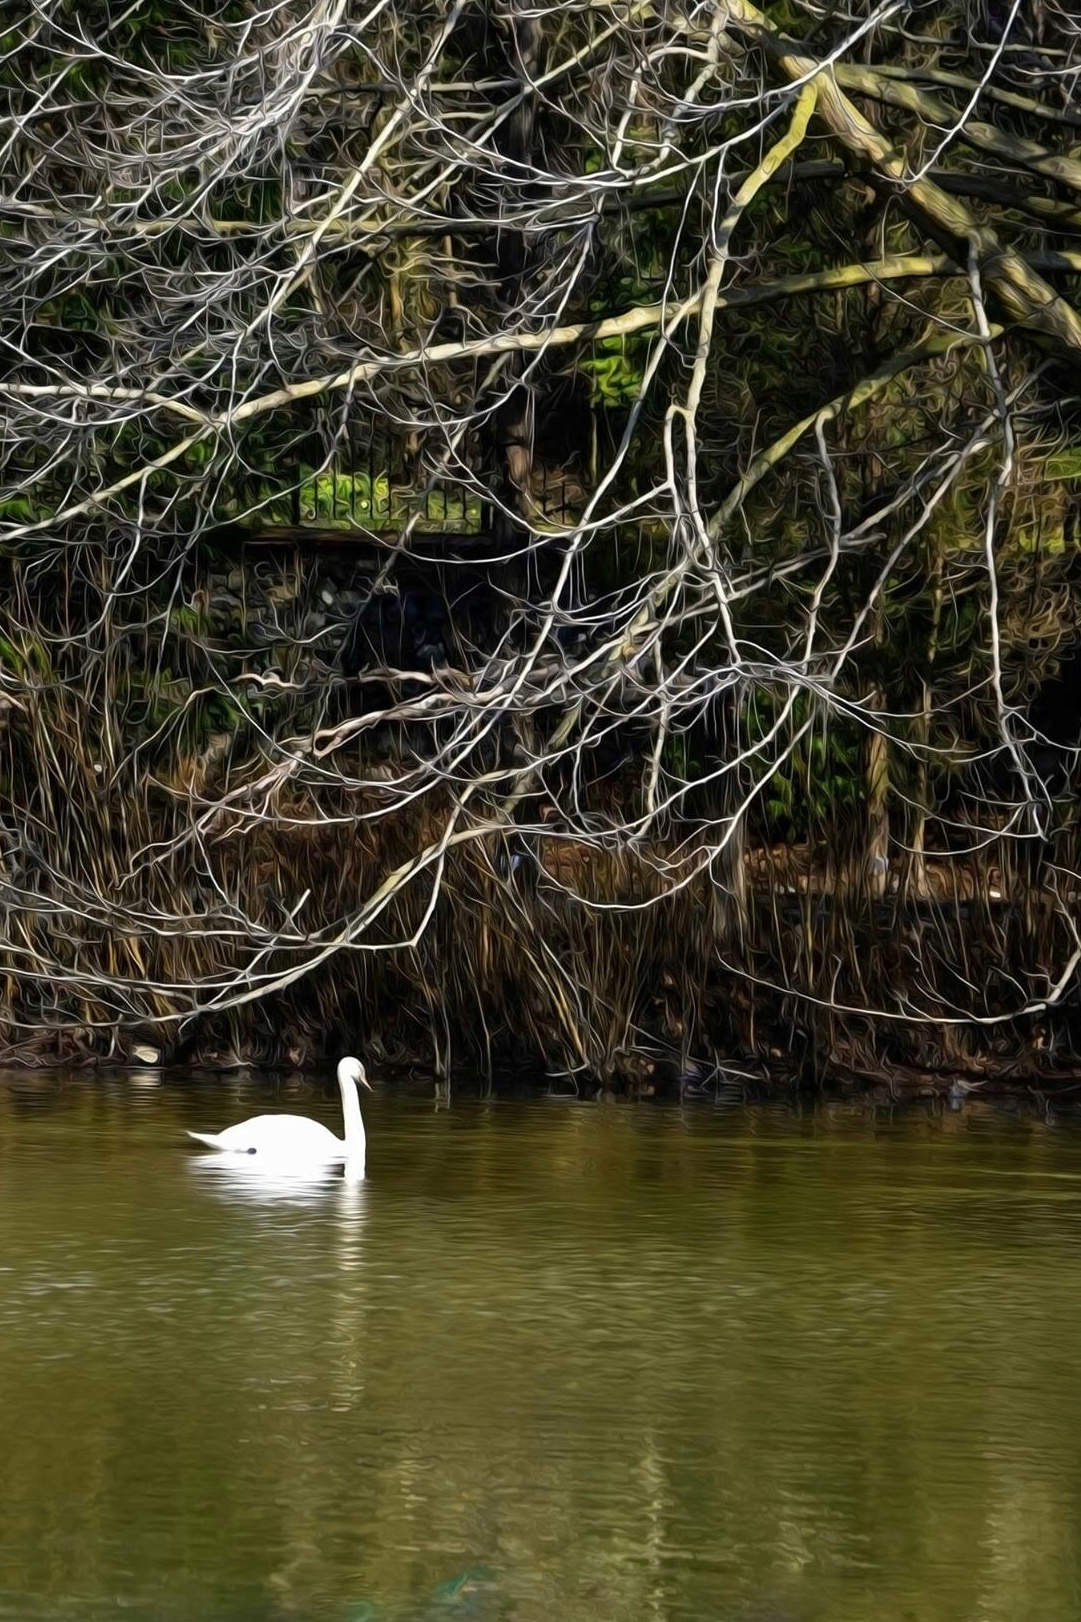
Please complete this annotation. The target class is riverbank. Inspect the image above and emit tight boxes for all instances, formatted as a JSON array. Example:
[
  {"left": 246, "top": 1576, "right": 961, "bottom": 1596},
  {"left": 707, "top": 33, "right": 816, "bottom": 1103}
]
[{"left": 0, "top": 796, "right": 1075, "bottom": 1088}]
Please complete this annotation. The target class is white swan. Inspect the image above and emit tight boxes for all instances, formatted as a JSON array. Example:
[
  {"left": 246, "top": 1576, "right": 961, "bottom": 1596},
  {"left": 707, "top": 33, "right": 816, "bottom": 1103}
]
[{"left": 187, "top": 1057, "right": 372, "bottom": 1173}]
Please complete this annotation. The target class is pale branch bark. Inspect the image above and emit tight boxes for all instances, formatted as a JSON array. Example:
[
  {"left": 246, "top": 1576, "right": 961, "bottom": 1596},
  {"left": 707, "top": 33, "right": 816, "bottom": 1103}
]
[
  {"left": 3, "top": 0, "right": 1081, "bottom": 1063},
  {"left": 710, "top": 325, "right": 1004, "bottom": 537},
  {"left": 862, "top": 60, "right": 1081, "bottom": 128},
  {"left": 11, "top": 160, "right": 1081, "bottom": 242},
  {"left": 833, "top": 63, "right": 1081, "bottom": 196},
  {"left": 7, "top": 254, "right": 1079, "bottom": 539},
  {"left": 722, "top": 0, "right": 1081, "bottom": 357}
]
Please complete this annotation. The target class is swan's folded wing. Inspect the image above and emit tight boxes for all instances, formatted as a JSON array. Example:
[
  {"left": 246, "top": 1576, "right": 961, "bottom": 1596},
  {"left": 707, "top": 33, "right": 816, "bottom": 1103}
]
[{"left": 186, "top": 1113, "right": 344, "bottom": 1160}]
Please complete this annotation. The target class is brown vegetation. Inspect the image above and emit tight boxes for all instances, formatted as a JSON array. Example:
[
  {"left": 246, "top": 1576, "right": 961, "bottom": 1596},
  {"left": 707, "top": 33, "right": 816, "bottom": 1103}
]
[{"left": 2, "top": 0, "right": 1081, "bottom": 1089}]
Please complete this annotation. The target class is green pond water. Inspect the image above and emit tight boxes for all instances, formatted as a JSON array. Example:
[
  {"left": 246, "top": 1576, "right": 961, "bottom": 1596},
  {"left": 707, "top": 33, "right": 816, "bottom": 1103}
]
[{"left": 2, "top": 1074, "right": 1081, "bottom": 1622}]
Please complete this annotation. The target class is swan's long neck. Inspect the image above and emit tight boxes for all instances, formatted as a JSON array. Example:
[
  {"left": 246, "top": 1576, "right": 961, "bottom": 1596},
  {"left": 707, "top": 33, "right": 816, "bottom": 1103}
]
[{"left": 338, "top": 1067, "right": 367, "bottom": 1164}]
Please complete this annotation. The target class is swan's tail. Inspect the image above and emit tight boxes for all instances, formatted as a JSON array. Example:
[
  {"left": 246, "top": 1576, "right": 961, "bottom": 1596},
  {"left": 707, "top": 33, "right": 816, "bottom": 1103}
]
[{"left": 187, "top": 1129, "right": 229, "bottom": 1150}]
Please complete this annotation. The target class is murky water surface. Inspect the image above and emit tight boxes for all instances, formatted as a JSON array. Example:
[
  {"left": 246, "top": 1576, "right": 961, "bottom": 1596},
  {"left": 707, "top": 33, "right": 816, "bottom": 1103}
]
[{"left": 2, "top": 1075, "right": 1081, "bottom": 1621}]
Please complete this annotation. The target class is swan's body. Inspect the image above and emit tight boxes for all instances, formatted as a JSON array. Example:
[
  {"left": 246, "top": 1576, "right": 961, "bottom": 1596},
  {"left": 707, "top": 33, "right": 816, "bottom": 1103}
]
[{"left": 187, "top": 1057, "right": 371, "bottom": 1174}]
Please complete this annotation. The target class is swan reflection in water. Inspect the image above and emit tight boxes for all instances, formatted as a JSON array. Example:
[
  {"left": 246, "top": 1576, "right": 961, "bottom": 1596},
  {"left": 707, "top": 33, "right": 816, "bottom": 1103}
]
[{"left": 188, "top": 1153, "right": 367, "bottom": 1208}]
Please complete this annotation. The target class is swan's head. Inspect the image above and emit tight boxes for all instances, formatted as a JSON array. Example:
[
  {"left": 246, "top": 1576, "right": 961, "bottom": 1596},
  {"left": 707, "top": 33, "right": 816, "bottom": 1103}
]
[{"left": 338, "top": 1056, "right": 372, "bottom": 1090}]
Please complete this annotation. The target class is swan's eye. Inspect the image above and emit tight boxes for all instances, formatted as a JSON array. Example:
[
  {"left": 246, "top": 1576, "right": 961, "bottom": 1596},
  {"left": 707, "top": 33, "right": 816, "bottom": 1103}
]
[{"left": 245, "top": 1147, "right": 257, "bottom": 1155}]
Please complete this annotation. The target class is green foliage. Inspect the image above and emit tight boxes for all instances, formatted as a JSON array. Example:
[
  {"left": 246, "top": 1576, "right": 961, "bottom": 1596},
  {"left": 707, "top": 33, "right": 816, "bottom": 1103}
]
[
  {"left": 581, "top": 337, "right": 645, "bottom": 408},
  {"left": 580, "top": 264, "right": 667, "bottom": 408},
  {"left": 1043, "top": 449, "right": 1081, "bottom": 481},
  {"left": 300, "top": 471, "right": 393, "bottom": 528},
  {"left": 0, "top": 492, "right": 51, "bottom": 526},
  {"left": 745, "top": 688, "right": 862, "bottom": 838},
  {"left": 0, "top": 634, "right": 51, "bottom": 681},
  {"left": 218, "top": 467, "right": 487, "bottom": 532},
  {"left": 0, "top": 634, "right": 27, "bottom": 679},
  {"left": 167, "top": 603, "right": 207, "bottom": 637}
]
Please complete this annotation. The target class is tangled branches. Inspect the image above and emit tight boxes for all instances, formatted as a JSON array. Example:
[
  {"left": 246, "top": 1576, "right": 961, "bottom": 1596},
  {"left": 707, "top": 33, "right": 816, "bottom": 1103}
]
[{"left": 2, "top": 0, "right": 1081, "bottom": 1079}]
